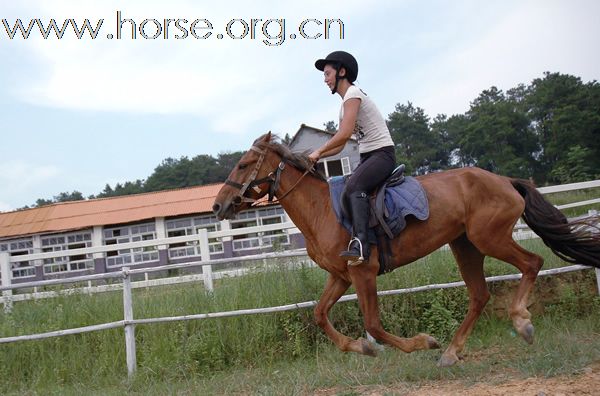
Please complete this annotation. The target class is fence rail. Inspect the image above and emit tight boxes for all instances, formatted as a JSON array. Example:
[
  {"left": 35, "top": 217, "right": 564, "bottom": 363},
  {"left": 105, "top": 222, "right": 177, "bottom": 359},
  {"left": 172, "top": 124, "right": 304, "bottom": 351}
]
[{"left": 0, "top": 179, "right": 599, "bottom": 378}]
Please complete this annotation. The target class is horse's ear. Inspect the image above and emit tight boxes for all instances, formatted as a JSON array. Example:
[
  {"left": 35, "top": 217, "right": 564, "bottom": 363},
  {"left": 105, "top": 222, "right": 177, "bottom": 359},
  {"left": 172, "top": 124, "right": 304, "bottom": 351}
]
[{"left": 264, "top": 131, "right": 272, "bottom": 142}]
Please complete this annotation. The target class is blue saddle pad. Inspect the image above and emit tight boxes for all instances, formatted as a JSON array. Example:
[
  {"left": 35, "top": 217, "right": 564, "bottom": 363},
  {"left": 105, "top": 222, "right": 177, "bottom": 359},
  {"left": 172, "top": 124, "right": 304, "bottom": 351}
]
[{"left": 328, "top": 176, "right": 429, "bottom": 237}]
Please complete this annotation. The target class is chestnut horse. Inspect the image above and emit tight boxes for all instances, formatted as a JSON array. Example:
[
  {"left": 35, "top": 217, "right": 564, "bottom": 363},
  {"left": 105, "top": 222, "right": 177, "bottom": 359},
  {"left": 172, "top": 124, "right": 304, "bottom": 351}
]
[{"left": 212, "top": 133, "right": 600, "bottom": 367}]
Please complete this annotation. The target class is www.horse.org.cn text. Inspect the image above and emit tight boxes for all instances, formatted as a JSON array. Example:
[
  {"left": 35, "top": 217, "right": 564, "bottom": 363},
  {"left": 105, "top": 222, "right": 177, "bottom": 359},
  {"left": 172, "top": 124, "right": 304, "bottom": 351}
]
[{"left": 1, "top": 11, "right": 345, "bottom": 46}]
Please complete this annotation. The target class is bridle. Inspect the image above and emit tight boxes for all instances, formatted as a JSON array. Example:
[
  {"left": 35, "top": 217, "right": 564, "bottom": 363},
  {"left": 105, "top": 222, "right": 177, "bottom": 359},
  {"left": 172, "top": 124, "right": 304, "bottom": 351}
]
[{"left": 224, "top": 145, "right": 312, "bottom": 207}]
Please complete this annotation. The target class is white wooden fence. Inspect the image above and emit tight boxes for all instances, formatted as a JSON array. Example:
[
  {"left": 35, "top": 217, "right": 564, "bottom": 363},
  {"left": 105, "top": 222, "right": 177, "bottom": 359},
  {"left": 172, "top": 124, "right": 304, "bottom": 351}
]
[{"left": 0, "top": 179, "right": 599, "bottom": 378}]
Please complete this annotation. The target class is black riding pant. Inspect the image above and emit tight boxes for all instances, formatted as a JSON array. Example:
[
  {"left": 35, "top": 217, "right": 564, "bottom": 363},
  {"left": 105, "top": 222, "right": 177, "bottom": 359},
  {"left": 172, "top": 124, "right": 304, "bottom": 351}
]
[{"left": 343, "top": 145, "right": 396, "bottom": 198}]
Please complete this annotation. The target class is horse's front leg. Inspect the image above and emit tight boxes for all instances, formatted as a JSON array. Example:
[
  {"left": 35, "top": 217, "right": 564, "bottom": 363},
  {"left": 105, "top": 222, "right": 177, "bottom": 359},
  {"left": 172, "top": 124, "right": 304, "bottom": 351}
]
[
  {"left": 349, "top": 261, "right": 440, "bottom": 353},
  {"left": 314, "top": 273, "right": 378, "bottom": 356}
]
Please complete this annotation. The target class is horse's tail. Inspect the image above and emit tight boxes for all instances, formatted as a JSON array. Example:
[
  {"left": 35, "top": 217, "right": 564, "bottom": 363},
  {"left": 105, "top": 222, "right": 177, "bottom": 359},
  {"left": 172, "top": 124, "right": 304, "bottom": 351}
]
[{"left": 511, "top": 179, "right": 600, "bottom": 268}]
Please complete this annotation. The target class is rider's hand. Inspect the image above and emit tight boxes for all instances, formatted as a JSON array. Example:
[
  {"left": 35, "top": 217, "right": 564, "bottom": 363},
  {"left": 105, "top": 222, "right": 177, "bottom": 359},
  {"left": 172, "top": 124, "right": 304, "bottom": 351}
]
[{"left": 308, "top": 150, "right": 320, "bottom": 164}]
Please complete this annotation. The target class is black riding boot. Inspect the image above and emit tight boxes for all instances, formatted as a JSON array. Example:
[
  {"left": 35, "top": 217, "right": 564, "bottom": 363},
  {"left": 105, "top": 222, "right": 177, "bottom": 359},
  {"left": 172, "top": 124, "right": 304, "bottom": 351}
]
[{"left": 340, "top": 192, "right": 371, "bottom": 266}]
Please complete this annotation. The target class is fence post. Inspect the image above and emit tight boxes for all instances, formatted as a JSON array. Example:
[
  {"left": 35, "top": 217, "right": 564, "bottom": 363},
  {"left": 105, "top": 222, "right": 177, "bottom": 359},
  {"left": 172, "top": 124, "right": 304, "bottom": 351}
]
[
  {"left": 1, "top": 252, "right": 13, "bottom": 313},
  {"left": 122, "top": 266, "right": 137, "bottom": 378},
  {"left": 591, "top": 209, "right": 600, "bottom": 296},
  {"left": 198, "top": 229, "right": 213, "bottom": 292}
]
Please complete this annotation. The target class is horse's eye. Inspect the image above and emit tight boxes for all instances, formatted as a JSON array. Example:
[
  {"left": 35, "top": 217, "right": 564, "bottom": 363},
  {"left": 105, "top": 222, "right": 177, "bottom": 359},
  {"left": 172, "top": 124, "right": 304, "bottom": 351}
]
[{"left": 238, "top": 163, "right": 248, "bottom": 170}]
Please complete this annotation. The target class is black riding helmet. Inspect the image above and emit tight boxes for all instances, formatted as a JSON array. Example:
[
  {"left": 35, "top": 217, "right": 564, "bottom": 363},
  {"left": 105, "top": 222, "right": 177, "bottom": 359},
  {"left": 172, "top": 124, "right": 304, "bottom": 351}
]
[{"left": 315, "top": 51, "right": 358, "bottom": 94}]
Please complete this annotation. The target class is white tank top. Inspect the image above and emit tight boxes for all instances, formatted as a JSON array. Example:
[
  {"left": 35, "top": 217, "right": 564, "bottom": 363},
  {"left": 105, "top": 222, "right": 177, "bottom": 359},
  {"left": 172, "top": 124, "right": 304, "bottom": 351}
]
[{"left": 339, "top": 85, "right": 394, "bottom": 153}]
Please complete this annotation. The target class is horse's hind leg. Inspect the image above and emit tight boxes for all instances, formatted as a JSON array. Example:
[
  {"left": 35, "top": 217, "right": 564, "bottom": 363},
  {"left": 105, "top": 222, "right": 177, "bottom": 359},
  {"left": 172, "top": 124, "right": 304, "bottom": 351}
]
[
  {"left": 480, "top": 239, "right": 543, "bottom": 344},
  {"left": 467, "top": 206, "right": 544, "bottom": 345},
  {"left": 439, "top": 234, "right": 490, "bottom": 367}
]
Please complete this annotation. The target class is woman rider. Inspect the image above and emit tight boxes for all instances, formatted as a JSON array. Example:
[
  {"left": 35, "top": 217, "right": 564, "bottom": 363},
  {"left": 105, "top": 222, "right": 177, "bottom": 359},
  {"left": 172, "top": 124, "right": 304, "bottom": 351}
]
[{"left": 309, "top": 51, "right": 396, "bottom": 266}]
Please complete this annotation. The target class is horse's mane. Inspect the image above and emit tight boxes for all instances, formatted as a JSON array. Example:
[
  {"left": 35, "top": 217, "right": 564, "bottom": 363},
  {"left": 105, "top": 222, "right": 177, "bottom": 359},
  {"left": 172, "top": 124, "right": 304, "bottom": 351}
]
[{"left": 253, "top": 135, "right": 327, "bottom": 182}]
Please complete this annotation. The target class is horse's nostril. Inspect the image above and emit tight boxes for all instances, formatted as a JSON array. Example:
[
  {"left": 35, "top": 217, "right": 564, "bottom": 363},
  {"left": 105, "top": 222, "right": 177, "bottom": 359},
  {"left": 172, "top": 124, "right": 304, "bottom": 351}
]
[{"left": 212, "top": 203, "right": 221, "bottom": 214}]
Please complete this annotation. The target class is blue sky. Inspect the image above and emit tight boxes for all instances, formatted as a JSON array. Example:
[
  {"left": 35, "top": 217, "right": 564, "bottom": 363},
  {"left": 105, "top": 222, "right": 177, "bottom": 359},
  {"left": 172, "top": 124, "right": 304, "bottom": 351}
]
[{"left": 1, "top": 0, "right": 599, "bottom": 211}]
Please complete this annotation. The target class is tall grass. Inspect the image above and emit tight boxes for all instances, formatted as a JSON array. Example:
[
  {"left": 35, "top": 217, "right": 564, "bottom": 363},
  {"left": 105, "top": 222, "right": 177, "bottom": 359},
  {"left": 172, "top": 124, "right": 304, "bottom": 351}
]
[{"left": 0, "top": 241, "right": 598, "bottom": 394}]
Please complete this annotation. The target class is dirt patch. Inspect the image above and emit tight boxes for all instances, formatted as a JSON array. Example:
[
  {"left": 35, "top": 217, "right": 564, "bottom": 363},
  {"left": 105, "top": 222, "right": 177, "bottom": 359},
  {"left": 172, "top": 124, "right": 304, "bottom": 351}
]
[
  {"left": 314, "top": 362, "right": 600, "bottom": 396},
  {"left": 406, "top": 363, "right": 600, "bottom": 396},
  {"left": 486, "top": 269, "right": 597, "bottom": 318}
]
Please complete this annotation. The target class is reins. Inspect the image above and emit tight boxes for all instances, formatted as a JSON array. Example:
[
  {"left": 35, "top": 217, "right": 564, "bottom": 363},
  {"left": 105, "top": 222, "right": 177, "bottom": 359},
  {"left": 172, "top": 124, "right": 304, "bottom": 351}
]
[{"left": 271, "top": 163, "right": 311, "bottom": 202}]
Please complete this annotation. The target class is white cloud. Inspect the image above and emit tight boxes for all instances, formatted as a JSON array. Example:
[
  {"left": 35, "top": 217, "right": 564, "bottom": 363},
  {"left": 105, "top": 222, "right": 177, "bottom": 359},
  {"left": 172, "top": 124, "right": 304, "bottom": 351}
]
[
  {"left": 2, "top": 0, "right": 599, "bottom": 214},
  {"left": 0, "top": 201, "right": 13, "bottom": 212},
  {"left": 406, "top": 1, "right": 600, "bottom": 117},
  {"left": 5, "top": 0, "right": 369, "bottom": 137},
  {"left": 8, "top": 0, "right": 599, "bottom": 127},
  {"left": 0, "top": 161, "right": 61, "bottom": 208},
  {"left": 0, "top": 161, "right": 61, "bottom": 193}
]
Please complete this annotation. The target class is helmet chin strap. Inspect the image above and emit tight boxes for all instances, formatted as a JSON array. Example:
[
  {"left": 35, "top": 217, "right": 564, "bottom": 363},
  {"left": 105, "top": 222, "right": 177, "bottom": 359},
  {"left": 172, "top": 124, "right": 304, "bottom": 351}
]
[
  {"left": 331, "top": 76, "right": 341, "bottom": 94},
  {"left": 331, "top": 64, "right": 343, "bottom": 94}
]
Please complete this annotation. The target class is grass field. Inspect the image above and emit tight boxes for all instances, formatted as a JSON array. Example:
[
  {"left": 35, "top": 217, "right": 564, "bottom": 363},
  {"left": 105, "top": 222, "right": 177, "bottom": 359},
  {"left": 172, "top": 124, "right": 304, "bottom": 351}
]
[
  {"left": 121, "top": 315, "right": 600, "bottom": 395},
  {"left": 1, "top": 237, "right": 599, "bottom": 395},
  {"left": 14, "top": 314, "right": 597, "bottom": 396}
]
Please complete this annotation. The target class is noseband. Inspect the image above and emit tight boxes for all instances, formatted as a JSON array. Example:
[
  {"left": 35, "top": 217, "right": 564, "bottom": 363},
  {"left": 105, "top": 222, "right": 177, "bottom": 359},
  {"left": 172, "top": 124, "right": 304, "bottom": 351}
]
[{"left": 224, "top": 145, "right": 311, "bottom": 206}]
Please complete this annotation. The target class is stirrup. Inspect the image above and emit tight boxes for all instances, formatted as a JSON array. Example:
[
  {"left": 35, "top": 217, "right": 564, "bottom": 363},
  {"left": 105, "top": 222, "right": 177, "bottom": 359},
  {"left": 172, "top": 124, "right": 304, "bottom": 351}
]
[{"left": 342, "top": 237, "right": 365, "bottom": 266}]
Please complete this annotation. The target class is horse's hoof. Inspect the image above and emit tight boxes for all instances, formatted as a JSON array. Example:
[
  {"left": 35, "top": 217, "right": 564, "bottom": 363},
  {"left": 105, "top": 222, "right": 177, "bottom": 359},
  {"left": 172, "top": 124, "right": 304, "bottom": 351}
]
[
  {"left": 521, "top": 323, "right": 534, "bottom": 344},
  {"left": 360, "top": 338, "right": 378, "bottom": 357},
  {"left": 416, "top": 333, "right": 440, "bottom": 350},
  {"left": 427, "top": 335, "right": 441, "bottom": 350},
  {"left": 437, "top": 352, "right": 459, "bottom": 367}
]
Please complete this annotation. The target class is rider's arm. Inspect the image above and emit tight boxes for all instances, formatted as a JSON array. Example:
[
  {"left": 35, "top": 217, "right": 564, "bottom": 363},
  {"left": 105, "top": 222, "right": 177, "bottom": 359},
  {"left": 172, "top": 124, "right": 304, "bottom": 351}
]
[
  {"left": 309, "top": 98, "right": 360, "bottom": 161},
  {"left": 318, "top": 145, "right": 344, "bottom": 158}
]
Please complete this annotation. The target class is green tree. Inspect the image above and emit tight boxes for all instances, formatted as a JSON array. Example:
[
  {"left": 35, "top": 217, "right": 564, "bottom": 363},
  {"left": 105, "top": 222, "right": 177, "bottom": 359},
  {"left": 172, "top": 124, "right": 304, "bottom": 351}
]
[
  {"left": 111, "top": 180, "right": 145, "bottom": 196},
  {"left": 525, "top": 72, "right": 600, "bottom": 183},
  {"left": 143, "top": 156, "right": 202, "bottom": 191},
  {"left": 95, "top": 183, "right": 115, "bottom": 198},
  {"left": 214, "top": 152, "right": 244, "bottom": 181},
  {"left": 144, "top": 157, "right": 180, "bottom": 191},
  {"left": 438, "top": 114, "right": 470, "bottom": 167},
  {"left": 30, "top": 150, "right": 244, "bottom": 205},
  {"left": 430, "top": 113, "right": 458, "bottom": 168},
  {"left": 53, "top": 191, "right": 85, "bottom": 202},
  {"left": 34, "top": 198, "right": 54, "bottom": 207},
  {"left": 144, "top": 154, "right": 228, "bottom": 191},
  {"left": 457, "top": 87, "right": 537, "bottom": 178},
  {"left": 282, "top": 133, "right": 292, "bottom": 145},
  {"left": 550, "top": 145, "right": 596, "bottom": 183},
  {"left": 323, "top": 120, "right": 337, "bottom": 132},
  {"left": 188, "top": 155, "right": 217, "bottom": 185},
  {"left": 387, "top": 102, "right": 450, "bottom": 175}
]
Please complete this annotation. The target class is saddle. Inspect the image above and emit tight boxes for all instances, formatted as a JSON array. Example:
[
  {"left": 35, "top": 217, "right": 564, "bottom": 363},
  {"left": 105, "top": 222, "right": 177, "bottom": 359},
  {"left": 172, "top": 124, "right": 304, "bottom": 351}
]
[
  {"left": 329, "top": 164, "right": 429, "bottom": 275},
  {"left": 370, "top": 164, "right": 406, "bottom": 238}
]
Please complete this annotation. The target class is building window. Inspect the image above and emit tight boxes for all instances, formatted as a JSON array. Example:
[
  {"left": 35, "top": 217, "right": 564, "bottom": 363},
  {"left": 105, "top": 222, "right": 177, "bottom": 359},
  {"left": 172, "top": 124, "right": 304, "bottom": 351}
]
[
  {"left": 231, "top": 217, "right": 259, "bottom": 250},
  {"left": 0, "top": 238, "right": 35, "bottom": 279},
  {"left": 195, "top": 215, "right": 224, "bottom": 254},
  {"left": 230, "top": 207, "right": 289, "bottom": 251},
  {"left": 166, "top": 215, "right": 224, "bottom": 259},
  {"left": 104, "top": 223, "right": 158, "bottom": 268},
  {"left": 317, "top": 156, "right": 352, "bottom": 177},
  {"left": 341, "top": 157, "right": 352, "bottom": 175},
  {"left": 41, "top": 232, "right": 94, "bottom": 275}
]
